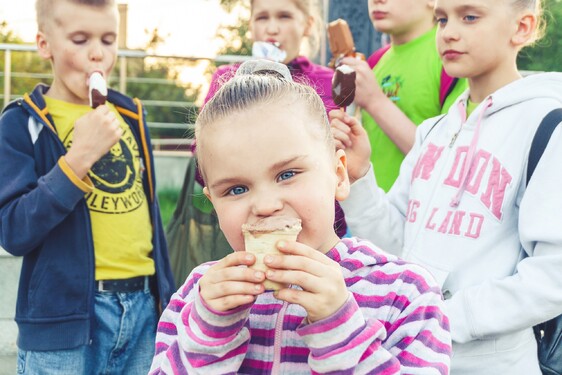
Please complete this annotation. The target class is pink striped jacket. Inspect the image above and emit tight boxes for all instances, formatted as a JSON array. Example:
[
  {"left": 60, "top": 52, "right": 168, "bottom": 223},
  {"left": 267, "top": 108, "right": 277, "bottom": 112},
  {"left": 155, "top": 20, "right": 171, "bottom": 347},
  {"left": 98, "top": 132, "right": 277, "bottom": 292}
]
[{"left": 150, "top": 237, "right": 451, "bottom": 374}]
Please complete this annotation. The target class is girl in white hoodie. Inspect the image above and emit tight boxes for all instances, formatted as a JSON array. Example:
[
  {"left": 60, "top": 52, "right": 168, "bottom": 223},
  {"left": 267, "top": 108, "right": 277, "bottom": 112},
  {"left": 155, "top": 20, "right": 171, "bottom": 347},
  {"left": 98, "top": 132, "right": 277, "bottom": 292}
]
[{"left": 330, "top": 0, "right": 562, "bottom": 373}]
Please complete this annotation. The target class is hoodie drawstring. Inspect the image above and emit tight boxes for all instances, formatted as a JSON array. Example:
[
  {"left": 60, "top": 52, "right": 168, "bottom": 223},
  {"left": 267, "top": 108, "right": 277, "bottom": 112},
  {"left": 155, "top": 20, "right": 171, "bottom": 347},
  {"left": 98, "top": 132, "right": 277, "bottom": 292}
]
[{"left": 450, "top": 97, "right": 493, "bottom": 207}]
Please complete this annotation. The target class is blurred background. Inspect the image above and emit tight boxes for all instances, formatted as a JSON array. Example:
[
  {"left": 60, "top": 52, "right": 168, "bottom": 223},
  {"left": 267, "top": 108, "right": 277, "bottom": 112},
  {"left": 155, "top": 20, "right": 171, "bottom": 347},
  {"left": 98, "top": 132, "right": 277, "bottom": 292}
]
[{"left": 0, "top": 0, "right": 560, "bottom": 371}]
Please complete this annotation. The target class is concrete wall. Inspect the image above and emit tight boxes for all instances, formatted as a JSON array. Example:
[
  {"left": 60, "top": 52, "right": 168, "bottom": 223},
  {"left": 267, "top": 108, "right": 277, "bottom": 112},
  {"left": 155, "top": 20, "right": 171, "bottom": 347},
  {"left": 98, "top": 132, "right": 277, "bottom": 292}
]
[
  {"left": 153, "top": 151, "right": 191, "bottom": 192},
  {"left": 0, "top": 247, "right": 20, "bottom": 373}
]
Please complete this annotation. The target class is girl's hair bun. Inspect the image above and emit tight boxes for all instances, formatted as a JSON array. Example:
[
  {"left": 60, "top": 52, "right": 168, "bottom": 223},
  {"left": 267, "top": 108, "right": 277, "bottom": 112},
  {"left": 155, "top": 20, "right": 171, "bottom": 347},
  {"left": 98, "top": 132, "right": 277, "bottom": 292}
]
[{"left": 235, "top": 59, "right": 293, "bottom": 82}]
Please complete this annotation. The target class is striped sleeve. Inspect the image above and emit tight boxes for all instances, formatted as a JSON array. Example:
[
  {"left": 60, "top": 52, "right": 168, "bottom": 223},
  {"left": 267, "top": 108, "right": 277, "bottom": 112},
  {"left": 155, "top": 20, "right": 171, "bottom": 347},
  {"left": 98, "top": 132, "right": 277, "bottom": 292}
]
[
  {"left": 298, "top": 293, "right": 401, "bottom": 374},
  {"left": 149, "top": 265, "right": 253, "bottom": 374},
  {"left": 299, "top": 238, "right": 451, "bottom": 374}
]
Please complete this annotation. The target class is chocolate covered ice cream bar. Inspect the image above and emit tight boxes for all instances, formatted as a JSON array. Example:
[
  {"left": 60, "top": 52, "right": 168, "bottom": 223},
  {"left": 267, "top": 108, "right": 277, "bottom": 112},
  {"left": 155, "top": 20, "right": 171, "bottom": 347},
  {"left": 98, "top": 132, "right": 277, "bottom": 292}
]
[
  {"left": 88, "top": 71, "right": 107, "bottom": 108},
  {"left": 242, "top": 216, "right": 302, "bottom": 291},
  {"left": 332, "top": 64, "right": 356, "bottom": 108}
]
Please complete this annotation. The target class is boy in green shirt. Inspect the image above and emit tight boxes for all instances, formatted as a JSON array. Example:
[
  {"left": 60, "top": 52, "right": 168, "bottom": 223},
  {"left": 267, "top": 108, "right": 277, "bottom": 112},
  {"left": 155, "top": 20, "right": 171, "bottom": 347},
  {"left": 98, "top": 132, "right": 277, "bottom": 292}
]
[{"left": 330, "top": 0, "right": 466, "bottom": 191}]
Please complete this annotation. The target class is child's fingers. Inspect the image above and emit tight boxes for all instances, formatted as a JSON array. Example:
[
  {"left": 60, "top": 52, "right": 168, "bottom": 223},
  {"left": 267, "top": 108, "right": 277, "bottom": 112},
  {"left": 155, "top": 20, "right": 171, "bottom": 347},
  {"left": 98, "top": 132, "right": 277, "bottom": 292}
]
[
  {"left": 202, "top": 252, "right": 263, "bottom": 287},
  {"left": 266, "top": 268, "right": 318, "bottom": 291},
  {"left": 278, "top": 240, "right": 333, "bottom": 264},
  {"left": 217, "top": 251, "right": 257, "bottom": 269},
  {"left": 328, "top": 108, "right": 346, "bottom": 122},
  {"left": 202, "top": 279, "right": 264, "bottom": 302},
  {"left": 273, "top": 288, "right": 316, "bottom": 310},
  {"left": 331, "top": 124, "right": 352, "bottom": 149},
  {"left": 264, "top": 241, "right": 335, "bottom": 275},
  {"left": 206, "top": 294, "right": 258, "bottom": 312},
  {"left": 205, "top": 264, "right": 265, "bottom": 286},
  {"left": 273, "top": 284, "right": 348, "bottom": 323},
  {"left": 330, "top": 110, "right": 362, "bottom": 136}
]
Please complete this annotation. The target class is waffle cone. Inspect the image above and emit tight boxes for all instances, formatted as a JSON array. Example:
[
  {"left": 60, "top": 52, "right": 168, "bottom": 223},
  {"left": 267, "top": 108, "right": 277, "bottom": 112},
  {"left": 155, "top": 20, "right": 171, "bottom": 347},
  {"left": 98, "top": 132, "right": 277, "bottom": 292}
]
[{"left": 242, "top": 217, "right": 301, "bottom": 291}]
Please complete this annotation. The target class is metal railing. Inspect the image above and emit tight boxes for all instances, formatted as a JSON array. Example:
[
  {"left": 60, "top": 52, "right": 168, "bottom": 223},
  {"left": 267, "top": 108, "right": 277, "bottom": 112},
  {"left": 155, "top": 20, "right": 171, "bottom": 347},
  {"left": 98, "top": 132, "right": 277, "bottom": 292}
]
[{"left": 1, "top": 43, "right": 251, "bottom": 152}]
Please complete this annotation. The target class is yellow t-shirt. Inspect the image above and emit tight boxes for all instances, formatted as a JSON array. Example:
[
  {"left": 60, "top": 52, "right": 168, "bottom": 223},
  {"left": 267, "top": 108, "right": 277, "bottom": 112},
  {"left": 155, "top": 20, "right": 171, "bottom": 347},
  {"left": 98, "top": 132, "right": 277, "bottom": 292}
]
[{"left": 44, "top": 96, "right": 155, "bottom": 280}]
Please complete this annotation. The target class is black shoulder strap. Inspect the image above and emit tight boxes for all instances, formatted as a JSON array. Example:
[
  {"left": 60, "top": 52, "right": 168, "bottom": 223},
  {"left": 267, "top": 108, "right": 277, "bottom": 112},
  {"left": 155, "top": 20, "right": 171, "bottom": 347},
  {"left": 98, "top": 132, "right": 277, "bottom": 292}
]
[{"left": 526, "top": 108, "right": 562, "bottom": 185}]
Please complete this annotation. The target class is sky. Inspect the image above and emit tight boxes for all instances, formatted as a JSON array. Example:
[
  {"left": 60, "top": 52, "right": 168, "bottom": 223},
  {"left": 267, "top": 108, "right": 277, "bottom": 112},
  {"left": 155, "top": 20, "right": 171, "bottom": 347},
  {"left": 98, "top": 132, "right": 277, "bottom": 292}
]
[
  {"left": 0, "top": 0, "right": 240, "bottom": 95},
  {"left": 0, "top": 0, "right": 234, "bottom": 56}
]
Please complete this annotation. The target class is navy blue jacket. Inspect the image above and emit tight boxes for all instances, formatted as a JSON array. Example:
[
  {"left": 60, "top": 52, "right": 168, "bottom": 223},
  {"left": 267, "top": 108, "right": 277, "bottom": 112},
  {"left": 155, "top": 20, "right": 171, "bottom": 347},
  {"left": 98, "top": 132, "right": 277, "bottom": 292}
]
[{"left": 0, "top": 85, "right": 175, "bottom": 351}]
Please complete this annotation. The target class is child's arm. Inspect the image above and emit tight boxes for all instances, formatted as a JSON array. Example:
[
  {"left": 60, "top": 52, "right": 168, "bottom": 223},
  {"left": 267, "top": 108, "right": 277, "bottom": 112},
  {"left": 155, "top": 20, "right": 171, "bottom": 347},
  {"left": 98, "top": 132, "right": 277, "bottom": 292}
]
[
  {"left": 374, "top": 262, "right": 452, "bottom": 374},
  {"left": 331, "top": 109, "right": 426, "bottom": 254},
  {"left": 268, "top": 241, "right": 400, "bottom": 373},
  {"left": 150, "top": 252, "right": 264, "bottom": 374},
  {"left": 266, "top": 241, "right": 450, "bottom": 374},
  {"left": 64, "top": 106, "right": 122, "bottom": 178},
  {"left": 340, "top": 57, "right": 417, "bottom": 154},
  {"left": 329, "top": 109, "right": 371, "bottom": 184},
  {"left": 0, "top": 106, "right": 121, "bottom": 255}
]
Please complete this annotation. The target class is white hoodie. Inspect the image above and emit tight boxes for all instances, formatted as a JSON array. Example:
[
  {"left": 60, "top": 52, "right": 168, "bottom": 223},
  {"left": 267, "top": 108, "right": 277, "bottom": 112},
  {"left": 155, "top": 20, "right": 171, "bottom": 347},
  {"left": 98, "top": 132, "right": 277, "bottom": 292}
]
[{"left": 341, "top": 72, "right": 562, "bottom": 374}]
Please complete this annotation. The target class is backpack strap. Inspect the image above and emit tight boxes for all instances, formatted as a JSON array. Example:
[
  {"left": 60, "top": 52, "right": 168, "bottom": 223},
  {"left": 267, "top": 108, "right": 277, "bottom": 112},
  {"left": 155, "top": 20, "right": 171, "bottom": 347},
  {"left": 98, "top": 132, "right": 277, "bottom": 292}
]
[
  {"left": 439, "top": 69, "right": 459, "bottom": 108},
  {"left": 367, "top": 45, "right": 459, "bottom": 109},
  {"left": 526, "top": 108, "right": 562, "bottom": 185}
]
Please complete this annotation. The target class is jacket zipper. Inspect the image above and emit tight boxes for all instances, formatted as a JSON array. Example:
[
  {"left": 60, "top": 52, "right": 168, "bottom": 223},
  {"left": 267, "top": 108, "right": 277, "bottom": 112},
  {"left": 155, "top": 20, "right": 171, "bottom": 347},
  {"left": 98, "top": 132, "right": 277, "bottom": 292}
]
[
  {"left": 272, "top": 301, "right": 288, "bottom": 373},
  {"left": 409, "top": 134, "right": 460, "bottom": 248}
]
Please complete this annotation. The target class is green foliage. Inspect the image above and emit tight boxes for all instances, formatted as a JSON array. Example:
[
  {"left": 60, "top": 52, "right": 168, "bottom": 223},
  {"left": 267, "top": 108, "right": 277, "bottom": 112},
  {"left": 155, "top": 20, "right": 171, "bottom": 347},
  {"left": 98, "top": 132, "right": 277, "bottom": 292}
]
[
  {"left": 158, "top": 187, "right": 181, "bottom": 228},
  {"left": 517, "top": 0, "right": 562, "bottom": 72},
  {"left": 122, "top": 55, "right": 199, "bottom": 139},
  {"left": 215, "top": 20, "right": 252, "bottom": 58},
  {"left": 0, "top": 21, "right": 22, "bottom": 43},
  {"left": 216, "top": 0, "right": 245, "bottom": 12},
  {"left": 0, "top": 21, "right": 52, "bottom": 99},
  {"left": 211, "top": 1, "right": 253, "bottom": 69}
]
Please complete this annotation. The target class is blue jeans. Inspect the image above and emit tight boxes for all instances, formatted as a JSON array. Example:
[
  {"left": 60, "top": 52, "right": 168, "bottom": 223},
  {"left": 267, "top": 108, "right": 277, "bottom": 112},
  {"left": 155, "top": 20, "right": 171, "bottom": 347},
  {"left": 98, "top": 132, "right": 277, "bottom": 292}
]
[{"left": 17, "top": 287, "right": 157, "bottom": 375}]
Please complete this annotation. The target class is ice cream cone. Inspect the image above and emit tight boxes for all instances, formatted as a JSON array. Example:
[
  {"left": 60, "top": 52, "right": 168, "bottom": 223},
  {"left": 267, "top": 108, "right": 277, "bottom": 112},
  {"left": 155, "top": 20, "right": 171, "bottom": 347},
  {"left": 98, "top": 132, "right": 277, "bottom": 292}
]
[{"left": 242, "top": 217, "right": 302, "bottom": 291}]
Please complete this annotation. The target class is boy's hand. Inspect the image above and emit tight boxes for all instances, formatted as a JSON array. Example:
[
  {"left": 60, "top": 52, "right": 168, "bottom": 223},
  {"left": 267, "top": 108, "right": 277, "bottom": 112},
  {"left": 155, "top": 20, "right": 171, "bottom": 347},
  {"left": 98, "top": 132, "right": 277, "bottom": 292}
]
[
  {"left": 199, "top": 252, "right": 265, "bottom": 312},
  {"left": 340, "top": 57, "right": 384, "bottom": 110},
  {"left": 329, "top": 110, "right": 371, "bottom": 183},
  {"left": 263, "top": 241, "right": 348, "bottom": 323},
  {"left": 64, "top": 105, "right": 123, "bottom": 178}
]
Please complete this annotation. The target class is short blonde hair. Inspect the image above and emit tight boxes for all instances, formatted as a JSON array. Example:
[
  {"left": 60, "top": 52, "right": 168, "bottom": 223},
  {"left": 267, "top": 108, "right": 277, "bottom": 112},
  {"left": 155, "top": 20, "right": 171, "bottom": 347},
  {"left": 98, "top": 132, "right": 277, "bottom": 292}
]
[{"left": 36, "top": 0, "right": 115, "bottom": 31}]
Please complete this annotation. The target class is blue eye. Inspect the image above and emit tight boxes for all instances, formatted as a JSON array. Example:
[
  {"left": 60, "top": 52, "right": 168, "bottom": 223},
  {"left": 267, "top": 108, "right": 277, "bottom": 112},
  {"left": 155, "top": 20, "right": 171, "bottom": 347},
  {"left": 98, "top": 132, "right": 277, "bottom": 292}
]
[
  {"left": 436, "top": 17, "right": 447, "bottom": 26},
  {"left": 228, "top": 186, "right": 248, "bottom": 196},
  {"left": 278, "top": 170, "right": 296, "bottom": 182},
  {"left": 464, "top": 15, "right": 478, "bottom": 22}
]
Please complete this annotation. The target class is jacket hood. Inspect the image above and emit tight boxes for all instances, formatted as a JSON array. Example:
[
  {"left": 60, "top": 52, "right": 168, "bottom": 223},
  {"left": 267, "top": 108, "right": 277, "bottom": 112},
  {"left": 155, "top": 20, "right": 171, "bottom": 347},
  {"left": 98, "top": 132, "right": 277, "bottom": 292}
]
[
  {"left": 448, "top": 72, "right": 562, "bottom": 207},
  {"left": 457, "top": 72, "right": 562, "bottom": 116}
]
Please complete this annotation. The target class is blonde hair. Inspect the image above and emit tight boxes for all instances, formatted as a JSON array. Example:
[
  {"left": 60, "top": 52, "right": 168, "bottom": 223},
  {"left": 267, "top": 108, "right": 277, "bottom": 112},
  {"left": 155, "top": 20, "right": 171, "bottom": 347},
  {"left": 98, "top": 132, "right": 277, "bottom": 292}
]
[
  {"left": 196, "top": 60, "right": 332, "bottom": 181},
  {"left": 36, "top": 0, "right": 115, "bottom": 31},
  {"left": 512, "top": 0, "right": 545, "bottom": 45},
  {"left": 250, "top": 0, "right": 324, "bottom": 59}
]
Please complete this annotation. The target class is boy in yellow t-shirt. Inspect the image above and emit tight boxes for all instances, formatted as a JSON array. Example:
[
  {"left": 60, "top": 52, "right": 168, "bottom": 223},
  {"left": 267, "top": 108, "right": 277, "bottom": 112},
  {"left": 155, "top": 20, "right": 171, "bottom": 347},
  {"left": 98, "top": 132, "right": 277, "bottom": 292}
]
[{"left": 0, "top": 0, "right": 174, "bottom": 373}]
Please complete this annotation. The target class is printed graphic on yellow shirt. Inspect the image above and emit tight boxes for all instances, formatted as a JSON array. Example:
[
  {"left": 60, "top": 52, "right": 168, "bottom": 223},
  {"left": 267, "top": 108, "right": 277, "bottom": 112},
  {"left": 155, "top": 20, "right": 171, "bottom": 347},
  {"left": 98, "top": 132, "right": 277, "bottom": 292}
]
[{"left": 60, "top": 126, "right": 145, "bottom": 214}]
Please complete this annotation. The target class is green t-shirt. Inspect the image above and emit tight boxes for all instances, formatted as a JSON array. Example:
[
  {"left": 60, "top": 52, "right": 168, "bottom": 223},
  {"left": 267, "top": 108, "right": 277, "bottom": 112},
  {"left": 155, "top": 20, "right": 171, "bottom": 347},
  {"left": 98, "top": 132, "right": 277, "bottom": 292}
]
[
  {"left": 466, "top": 99, "right": 479, "bottom": 117},
  {"left": 362, "top": 27, "right": 467, "bottom": 191}
]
